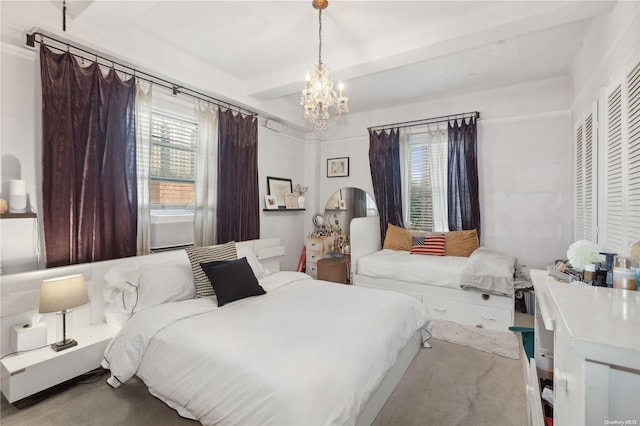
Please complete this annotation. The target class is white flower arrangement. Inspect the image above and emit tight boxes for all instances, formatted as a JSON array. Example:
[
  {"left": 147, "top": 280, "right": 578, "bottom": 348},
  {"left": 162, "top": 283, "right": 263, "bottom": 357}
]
[
  {"left": 566, "top": 240, "right": 604, "bottom": 271},
  {"left": 295, "top": 184, "right": 309, "bottom": 196}
]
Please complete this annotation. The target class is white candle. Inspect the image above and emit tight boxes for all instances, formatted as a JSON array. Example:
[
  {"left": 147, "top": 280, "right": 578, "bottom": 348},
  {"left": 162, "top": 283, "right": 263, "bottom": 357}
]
[{"left": 9, "top": 179, "right": 27, "bottom": 212}]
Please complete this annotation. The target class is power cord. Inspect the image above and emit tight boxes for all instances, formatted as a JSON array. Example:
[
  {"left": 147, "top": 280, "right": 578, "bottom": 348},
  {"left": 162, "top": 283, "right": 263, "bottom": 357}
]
[{"left": 1, "top": 343, "right": 50, "bottom": 360}]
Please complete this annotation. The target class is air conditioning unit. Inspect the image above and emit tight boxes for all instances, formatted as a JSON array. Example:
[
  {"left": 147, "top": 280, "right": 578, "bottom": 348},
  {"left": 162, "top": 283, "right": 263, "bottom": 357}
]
[{"left": 265, "top": 119, "right": 282, "bottom": 133}]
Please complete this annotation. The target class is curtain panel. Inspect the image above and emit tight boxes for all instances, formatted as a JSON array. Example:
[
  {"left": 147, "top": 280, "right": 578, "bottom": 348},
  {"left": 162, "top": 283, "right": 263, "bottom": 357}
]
[
  {"left": 447, "top": 117, "right": 480, "bottom": 238},
  {"left": 369, "top": 128, "right": 404, "bottom": 243},
  {"left": 135, "top": 83, "right": 152, "bottom": 255},
  {"left": 40, "top": 46, "right": 137, "bottom": 267},
  {"left": 195, "top": 103, "right": 219, "bottom": 247},
  {"left": 216, "top": 109, "right": 259, "bottom": 243}
]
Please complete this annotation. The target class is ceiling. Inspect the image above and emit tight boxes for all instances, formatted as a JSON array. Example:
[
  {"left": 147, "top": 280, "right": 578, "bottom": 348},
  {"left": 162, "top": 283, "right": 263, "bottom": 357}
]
[{"left": 3, "top": 1, "right": 618, "bottom": 132}]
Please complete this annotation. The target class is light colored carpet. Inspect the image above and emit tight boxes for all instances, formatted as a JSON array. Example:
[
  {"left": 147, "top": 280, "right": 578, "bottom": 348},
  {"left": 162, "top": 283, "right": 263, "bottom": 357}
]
[
  {"left": 1, "top": 339, "right": 527, "bottom": 426},
  {"left": 431, "top": 319, "right": 520, "bottom": 359}
]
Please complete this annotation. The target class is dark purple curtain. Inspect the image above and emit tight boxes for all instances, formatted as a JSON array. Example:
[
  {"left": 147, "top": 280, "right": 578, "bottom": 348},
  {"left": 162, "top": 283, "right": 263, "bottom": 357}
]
[
  {"left": 369, "top": 128, "right": 404, "bottom": 243},
  {"left": 447, "top": 117, "right": 480, "bottom": 238},
  {"left": 40, "top": 46, "right": 137, "bottom": 268},
  {"left": 216, "top": 109, "right": 259, "bottom": 243}
]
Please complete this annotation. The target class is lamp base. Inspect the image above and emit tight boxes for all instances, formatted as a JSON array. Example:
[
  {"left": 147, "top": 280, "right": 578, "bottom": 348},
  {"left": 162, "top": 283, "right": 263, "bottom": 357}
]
[{"left": 51, "top": 339, "right": 77, "bottom": 352}]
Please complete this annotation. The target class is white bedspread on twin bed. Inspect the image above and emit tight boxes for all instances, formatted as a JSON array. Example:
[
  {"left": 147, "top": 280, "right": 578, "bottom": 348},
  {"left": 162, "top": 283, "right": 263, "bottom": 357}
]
[
  {"left": 357, "top": 249, "right": 468, "bottom": 288},
  {"left": 102, "top": 271, "right": 429, "bottom": 426}
]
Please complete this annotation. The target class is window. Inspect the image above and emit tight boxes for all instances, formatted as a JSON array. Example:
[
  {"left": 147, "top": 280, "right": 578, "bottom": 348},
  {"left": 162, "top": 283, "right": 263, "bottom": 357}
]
[
  {"left": 149, "top": 108, "right": 198, "bottom": 208},
  {"left": 406, "top": 129, "right": 448, "bottom": 232}
]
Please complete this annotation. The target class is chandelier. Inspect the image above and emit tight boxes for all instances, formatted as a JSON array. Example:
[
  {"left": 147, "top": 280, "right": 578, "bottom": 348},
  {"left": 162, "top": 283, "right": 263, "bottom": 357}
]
[{"left": 300, "top": 0, "right": 348, "bottom": 131}]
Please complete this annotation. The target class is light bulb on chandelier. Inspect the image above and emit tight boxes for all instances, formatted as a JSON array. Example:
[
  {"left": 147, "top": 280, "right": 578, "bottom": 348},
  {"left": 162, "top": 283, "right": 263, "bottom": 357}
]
[{"left": 300, "top": 0, "right": 349, "bottom": 131}]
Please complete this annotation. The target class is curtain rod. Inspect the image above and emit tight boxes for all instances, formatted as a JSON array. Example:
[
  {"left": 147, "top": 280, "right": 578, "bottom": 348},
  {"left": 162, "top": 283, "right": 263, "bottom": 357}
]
[
  {"left": 25, "top": 31, "right": 258, "bottom": 117},
  {"left": 367, "top": 111, "right": 480, "bottom": 132}
]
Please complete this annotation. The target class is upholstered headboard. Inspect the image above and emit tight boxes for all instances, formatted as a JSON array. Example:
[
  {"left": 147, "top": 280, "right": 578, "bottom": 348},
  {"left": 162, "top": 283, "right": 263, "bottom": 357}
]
[{"left": 0, "top": 238, "right": 284, "bottom": 357}]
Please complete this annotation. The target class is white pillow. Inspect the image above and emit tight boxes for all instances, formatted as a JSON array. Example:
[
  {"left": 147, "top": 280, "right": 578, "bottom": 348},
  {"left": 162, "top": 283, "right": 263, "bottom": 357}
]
[
  {"left": 103, "top": 263, "right": 195, "bottom": 314},
  {"left": 236, "top": 246, "right": 266, "bottom": 279}
]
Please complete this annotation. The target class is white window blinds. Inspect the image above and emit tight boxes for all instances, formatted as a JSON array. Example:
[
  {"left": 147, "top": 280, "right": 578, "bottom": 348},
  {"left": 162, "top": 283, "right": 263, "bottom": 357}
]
[
  {"left": 408, "top": 137, "right": 433, "bottom": 231},
  {"left": 407, "top": 128, "right": 448, "bottom": 232},
  {"left": 149, "top": 108, "right": 198, "bottom": 206}
]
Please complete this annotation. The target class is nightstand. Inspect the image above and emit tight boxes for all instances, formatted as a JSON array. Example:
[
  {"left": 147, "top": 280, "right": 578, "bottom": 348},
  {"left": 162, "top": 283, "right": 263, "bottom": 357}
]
[{"left": 1, "top": 323, "right": 114, "bottom": 403}]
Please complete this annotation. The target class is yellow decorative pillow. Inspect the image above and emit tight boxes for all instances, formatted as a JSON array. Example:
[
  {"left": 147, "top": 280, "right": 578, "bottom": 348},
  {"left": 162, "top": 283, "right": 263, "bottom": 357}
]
[
  {"left": 445, "top": 229, "right": 479, "bottom": 257},
  {"left": 383, "top": 224, "right": 412, "bottom": 251}
]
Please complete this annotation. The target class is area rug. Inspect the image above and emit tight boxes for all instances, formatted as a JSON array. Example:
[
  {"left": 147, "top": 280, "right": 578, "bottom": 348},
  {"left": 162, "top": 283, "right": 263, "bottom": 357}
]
[{"left": 430, "top": 319, "right": 520, "bottom": 359}]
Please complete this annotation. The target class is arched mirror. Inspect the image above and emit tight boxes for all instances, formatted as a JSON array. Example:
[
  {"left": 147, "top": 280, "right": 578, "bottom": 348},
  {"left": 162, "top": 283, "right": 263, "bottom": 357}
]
[{"left": 323, "top": 187, "right": 377, "bottom": 243}]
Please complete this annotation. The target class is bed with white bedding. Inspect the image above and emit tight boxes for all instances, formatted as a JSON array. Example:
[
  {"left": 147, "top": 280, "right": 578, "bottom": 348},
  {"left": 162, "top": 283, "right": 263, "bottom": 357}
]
[
  {"left": 351, "top": 217, "right": 515, "bottom": 331},
  {"left": 0, "top": 237, "right": 429, "bottom": 424},
  {"left": 102, "top": 271, "right": 430, "bottom": 426}
]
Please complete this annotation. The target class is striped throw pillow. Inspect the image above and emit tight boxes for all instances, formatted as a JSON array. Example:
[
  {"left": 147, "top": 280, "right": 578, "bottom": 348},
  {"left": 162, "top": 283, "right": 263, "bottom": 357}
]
[
  {"left": 410, "top": 233, "right": 446, "bottom": 256},
  {"left": 186, "top": 241, "right": 238, "bottom": 297}
]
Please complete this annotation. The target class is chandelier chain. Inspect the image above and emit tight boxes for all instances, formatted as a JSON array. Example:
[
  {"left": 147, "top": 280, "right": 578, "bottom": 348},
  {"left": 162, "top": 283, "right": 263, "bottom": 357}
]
[{"left": 318, "top": 9, "right": 323, "bottom": 66}]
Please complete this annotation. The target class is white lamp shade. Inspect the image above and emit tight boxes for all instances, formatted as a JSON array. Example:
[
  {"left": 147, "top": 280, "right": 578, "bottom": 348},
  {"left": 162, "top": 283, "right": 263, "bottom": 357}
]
[{"left": 39, "top": 274, "right": 89, "bottom": 313}]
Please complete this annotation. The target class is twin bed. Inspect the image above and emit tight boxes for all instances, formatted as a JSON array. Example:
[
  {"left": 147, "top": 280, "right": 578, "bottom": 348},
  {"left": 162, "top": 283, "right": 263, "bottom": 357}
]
[{"left": 351, "top": 217, "right": 516, "bottom": 332}]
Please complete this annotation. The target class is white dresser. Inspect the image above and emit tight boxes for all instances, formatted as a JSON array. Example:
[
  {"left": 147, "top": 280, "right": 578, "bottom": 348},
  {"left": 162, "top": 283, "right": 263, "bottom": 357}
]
[
  {"left": 305, "top": 236, "right": 328, "bottom": 279},
  {"left": 530, "top": 269, "right": 640, "bottom": 426}
]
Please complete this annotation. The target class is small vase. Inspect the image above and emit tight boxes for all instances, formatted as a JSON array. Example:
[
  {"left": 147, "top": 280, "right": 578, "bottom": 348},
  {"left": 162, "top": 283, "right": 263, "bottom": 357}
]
[{"left": 298, "top": 195, "right": 305, "bottom": 209}]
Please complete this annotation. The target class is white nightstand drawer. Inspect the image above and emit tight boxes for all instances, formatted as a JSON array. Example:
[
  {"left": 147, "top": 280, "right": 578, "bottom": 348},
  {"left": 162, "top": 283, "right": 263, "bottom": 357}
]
[{"left": 1, "top": 324, "right": 114, "bottom": 403}]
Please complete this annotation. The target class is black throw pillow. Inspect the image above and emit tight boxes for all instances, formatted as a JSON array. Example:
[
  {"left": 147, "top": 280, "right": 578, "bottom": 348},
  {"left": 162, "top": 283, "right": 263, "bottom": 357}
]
[{"left": 200, "top": 257, "right": 266, "bottom": 307}]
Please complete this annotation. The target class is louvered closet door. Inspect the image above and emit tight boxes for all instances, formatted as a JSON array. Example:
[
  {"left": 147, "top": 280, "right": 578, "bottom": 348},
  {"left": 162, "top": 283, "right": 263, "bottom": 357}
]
[
  {"left": 574, "top": 105, "right": 597, "bottom": 243},
  {"left": 584, "top": 112, "right": 595, "bottom": 242},
  {"left": 575, "top": 124, "right": 584, "bottom": 241},
  {"left": 626, "top": 62, "right": 640, "bottom": 244},
  {"left": 604, "top": 84, "right": 625, "bottom": 254}
]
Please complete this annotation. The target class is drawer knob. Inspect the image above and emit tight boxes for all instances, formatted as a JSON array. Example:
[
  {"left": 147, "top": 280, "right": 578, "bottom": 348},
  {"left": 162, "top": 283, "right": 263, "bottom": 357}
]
[
  {"left": 433, "top": 307, "right": 447, "bottom": 312},
  {"left": 481, "top": 315, "right": 496, "bottom": 321}
]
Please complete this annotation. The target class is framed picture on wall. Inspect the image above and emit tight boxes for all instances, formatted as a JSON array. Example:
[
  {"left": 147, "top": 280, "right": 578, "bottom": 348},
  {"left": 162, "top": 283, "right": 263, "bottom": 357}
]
[
  {"left": 267, "top": 176, "right": 293, "bottom": 207},
  {"left": 327, "top": 157, "right": 349, "bottom": 178},
  {"left": 264, "top": 195, "right": 279, "bottom": 209}
]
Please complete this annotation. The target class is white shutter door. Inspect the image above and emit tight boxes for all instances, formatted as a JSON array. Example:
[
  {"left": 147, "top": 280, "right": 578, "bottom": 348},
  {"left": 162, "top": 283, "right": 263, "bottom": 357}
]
[
  {"left": 584, "top": 113, "right": 594, "bottom": 242},
  {"left": 575, "top": 124, "right": 584, "bottom": 240},
  {"left": 626, "top": 62, "right": 640, "bottom": 243},
  {"left": 604, "top": 84, "right": 624, "bottom": 254}
]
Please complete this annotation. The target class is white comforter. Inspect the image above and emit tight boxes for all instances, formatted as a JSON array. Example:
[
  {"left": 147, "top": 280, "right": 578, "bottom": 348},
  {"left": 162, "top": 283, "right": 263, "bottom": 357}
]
[
  {"left": 102, "top": 271, "right": 429, "bottom": 426},
  {"left": 358, "top": 249, "right": 468, "bottom": 288}
]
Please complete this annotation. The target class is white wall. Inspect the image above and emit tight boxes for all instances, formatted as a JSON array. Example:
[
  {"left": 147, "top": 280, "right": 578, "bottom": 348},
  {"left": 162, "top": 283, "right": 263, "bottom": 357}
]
[
  {"left": 258, "top": 125, "right": 306, "bottom": 270},
  {"left": 313, "top": 77, "right": 573, "bottom": 270},
  {"left": 571, "top": 1, "right": 640, "bottom": 116},
  {"left": 0, "top": 43, "right": 43, "bottom": 273}
]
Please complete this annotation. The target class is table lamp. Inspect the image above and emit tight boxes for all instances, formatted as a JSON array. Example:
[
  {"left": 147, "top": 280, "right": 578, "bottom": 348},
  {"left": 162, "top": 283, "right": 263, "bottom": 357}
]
[{"left": 39, "top": 274, "right": 89, "bottom": 352}]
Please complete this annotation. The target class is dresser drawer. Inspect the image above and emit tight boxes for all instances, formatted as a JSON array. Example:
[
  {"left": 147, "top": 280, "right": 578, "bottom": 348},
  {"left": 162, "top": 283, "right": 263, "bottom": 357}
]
[
  {"left": 424, "top": 296, "right": 512, "bottom": 331},
  {"left": 307, "top": 239, "right": 324, "bottom": 251},
  {"left": 306, "top": 249, "right": 323, "bottom": 263},
  {"left": 306, "top": 262, "right": 318, "bottom": 279}
]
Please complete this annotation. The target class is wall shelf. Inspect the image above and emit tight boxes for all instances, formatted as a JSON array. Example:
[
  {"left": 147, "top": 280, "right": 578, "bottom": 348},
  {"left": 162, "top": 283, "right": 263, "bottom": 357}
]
[
  {"left": 0, "top": 212, "right": 37, "bottom": 219},
  {"left": 263, "top": 208, "right": 306, "bottom": 212}
]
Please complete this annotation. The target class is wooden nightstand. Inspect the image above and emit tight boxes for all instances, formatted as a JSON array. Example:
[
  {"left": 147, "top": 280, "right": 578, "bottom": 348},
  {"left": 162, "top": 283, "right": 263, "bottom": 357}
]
[{"left": 1, "top": 324, "right": 114, "bottom": 403}]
